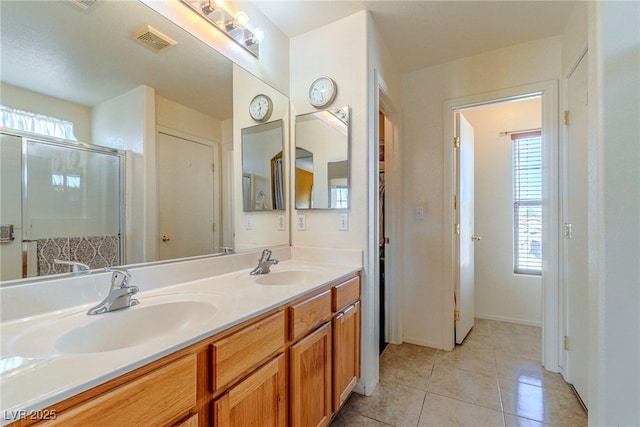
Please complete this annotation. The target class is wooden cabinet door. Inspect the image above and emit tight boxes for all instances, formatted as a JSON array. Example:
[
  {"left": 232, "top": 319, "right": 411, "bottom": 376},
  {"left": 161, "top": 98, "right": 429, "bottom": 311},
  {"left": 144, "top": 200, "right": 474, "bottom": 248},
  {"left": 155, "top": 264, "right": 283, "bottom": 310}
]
[
  {"left": 290, "top": 322, "right": 332, "bottom": 427},
  {"left": 213, "top": 354, "right": 286, "bottom": 427},
  {"left": 332, "top": 301, "right": 360, "bottom": 411}
]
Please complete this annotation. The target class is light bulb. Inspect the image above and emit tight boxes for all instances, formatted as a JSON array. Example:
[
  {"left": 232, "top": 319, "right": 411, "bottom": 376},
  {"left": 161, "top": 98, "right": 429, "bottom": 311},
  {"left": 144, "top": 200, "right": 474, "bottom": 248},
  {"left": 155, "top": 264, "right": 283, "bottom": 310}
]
[
  {"left": 234, "top": 11, "right": 249, "bottom": 28},
  {"left": 253, "top": 28, "right": 264, "bottom": 43}
]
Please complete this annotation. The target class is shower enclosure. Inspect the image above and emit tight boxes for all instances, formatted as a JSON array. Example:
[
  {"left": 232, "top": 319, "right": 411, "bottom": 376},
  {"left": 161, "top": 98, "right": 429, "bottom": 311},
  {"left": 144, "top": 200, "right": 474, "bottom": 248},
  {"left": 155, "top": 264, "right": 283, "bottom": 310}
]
[{"left": 0, "top": 132, "right": 124, "bottom": 281}]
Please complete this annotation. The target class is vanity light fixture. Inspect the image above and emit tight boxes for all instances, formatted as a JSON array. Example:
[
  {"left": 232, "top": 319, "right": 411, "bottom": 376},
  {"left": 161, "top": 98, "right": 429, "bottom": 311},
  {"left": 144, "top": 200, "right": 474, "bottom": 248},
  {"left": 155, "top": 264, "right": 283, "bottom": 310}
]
[{"left": 180, "top": 0, "right": 263, "bottom": 57}]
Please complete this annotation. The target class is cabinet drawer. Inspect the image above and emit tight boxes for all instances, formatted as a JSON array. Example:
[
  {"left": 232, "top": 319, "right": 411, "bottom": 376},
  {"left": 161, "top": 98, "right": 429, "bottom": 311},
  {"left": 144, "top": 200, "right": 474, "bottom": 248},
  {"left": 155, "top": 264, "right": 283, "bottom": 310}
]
[
  {"left": 289, "top": 290, "right": 332, "bottom": 342},
  {"left": 211, "top": 311, "right": 285, "bottom": 392},
  {"left": 41, "top": 354, "right": 197, "bottom": 426},
  {"left": 332, "top": 276, "right": 360, "bottom": 312}
]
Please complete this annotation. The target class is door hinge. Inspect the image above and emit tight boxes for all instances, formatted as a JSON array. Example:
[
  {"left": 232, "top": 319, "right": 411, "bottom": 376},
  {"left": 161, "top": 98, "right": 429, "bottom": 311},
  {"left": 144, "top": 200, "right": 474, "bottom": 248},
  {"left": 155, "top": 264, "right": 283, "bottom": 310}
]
[
  {"left": 564, "top": 110, "right": 570, "bottom": 125},
  {"left": 454, "top": 310, "right": 460, "bottom": 321},
  {"left": 211, "top": 163, "right": 215, "bottom": 173},
  {"left": 454, "top": 223, "right": 460, "bottom": 235},
  {"left": 564, "top": 335, "right": 570, "bottom": 351},
  {"left": 564, "top": 223, "right": 573, "bottom": 239},
  {"left": 454, "top": 194, "right": 457, "bottom": 210},
  {"left": 453, "top": 136, "right": 460, "bottom": 149},
  {"left": 212, "top": 223, "right": 217, "bottom": 232}
]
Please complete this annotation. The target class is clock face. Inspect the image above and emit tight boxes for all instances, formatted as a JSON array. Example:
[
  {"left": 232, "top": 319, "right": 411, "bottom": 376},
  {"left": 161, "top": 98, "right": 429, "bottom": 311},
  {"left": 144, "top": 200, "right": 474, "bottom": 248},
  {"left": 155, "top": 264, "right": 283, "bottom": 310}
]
[
  {"left": 309, "top": 77, "right": 337, "bottom": 108},
  {"left": 249, "top": 94, "right": 272, "bottom": 122}
]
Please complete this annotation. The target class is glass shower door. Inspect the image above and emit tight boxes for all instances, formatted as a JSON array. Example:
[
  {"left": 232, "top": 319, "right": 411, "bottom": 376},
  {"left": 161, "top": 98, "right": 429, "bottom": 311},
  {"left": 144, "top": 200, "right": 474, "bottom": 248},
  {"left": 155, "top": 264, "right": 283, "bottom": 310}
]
[{"left": 23, "top": 139, "right": 123, "bottom": 277}]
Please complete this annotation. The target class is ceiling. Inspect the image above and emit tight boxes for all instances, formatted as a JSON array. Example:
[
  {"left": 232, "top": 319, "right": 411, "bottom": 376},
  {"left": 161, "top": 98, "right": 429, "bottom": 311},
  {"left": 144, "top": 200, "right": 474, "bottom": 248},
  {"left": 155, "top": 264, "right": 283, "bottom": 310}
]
[
  {"left": 1, "top": 1, "right": 233, "bottom": 118},
  {"left": 248, "top": 0, "right": 577, "bottom": 73},
  {"left": 0, "top": 0, "right": 576, "bottom": 120}
]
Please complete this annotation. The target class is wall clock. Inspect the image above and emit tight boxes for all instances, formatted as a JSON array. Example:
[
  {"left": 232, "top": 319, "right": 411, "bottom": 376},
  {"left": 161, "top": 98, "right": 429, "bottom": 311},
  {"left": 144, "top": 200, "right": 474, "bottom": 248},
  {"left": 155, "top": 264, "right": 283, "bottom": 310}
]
[
  {"left": 249, "top": 94, "right": 273, "bottom": 122},
  {"left": 308, "top": 76, "right": 337, "bottom": 108}
]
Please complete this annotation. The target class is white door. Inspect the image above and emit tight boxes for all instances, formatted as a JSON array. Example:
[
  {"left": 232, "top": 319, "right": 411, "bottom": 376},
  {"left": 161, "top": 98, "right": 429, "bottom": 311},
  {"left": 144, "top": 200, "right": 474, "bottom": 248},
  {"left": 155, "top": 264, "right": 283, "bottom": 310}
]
[
  {"left": 565, "top": 53, "right": 589, "bottom": 406},
  {"left": 158, "top": 133, "right": 215, "bottom": 261},
  {"left": 455, "top": 113, "right": 476, "bottom": 344}
]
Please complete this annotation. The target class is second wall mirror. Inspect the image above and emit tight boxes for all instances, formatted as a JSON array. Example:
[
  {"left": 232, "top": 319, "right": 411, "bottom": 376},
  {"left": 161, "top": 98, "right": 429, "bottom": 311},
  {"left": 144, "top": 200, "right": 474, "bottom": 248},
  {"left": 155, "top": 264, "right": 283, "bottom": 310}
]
[
  {"left": 295, "top": 107, "right": 350, "bottom": 209},
  {"left": 241, "top": 120, "right": 285, "bottom": 212}
]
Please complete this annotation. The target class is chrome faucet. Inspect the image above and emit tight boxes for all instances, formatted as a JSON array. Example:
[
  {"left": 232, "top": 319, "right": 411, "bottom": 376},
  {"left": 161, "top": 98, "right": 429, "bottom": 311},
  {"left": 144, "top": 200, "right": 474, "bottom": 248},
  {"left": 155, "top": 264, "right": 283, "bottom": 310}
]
[
  {"left": 87, "top": 267, "right": 139, "bottom": 315},
  {"left": 250, "top": 249, "right": 279, "bottom": 275},
  {"left": 54, "top": 259, "right": 90, "bottom": 274}
]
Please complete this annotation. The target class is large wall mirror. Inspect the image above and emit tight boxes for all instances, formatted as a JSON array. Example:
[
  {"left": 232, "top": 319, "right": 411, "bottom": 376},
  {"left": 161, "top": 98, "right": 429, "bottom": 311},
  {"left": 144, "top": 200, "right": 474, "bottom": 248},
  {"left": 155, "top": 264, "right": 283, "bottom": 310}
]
[
  {"left": 295, "top": 107, "right": 350, "bottom": 209},
  {"left": 0, "top": 0, "right": 289, "bottom": 283},
  {"left": 241, "top": 120, "right": 285, "bottom": 212}
]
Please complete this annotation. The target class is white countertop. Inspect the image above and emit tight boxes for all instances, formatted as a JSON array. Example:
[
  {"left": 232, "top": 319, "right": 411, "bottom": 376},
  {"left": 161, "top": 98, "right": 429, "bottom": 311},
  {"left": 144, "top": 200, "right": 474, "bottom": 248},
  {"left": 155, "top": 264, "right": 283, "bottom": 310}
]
[{"left": 0, "top": 255, "right": 361, "bottom": 425}]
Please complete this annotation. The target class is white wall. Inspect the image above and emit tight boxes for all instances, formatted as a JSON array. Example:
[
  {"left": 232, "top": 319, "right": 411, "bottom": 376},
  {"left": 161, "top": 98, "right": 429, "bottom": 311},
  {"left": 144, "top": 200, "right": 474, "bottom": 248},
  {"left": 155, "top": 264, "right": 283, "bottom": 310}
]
[
  {"left": 92, "top": 86, "right": 156, "bottom": 264},
  {"left": 462, "top": 98, "right": 542, "bottom": 326},
  {"left": 589, "top": 2, "right": 640, "bottom": 425},
  {"left": 400, "top": 37, "right": 562, "bottom": 349},
  {"left": 0, "top": 83, "right": 92, "bottom": 143}
]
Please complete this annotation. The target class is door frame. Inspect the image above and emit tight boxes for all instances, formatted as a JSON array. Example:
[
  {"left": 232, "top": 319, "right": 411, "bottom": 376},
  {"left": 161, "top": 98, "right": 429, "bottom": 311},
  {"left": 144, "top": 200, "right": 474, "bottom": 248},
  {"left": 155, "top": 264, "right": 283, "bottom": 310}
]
[
  {"left": 376, "top": 74, "right": 403, "bottom": 346},
  {"left": 560, "top": 45, "right": 589, "bottom": 388},
  {"left": 442, "top": 81, "right": 560, "bottom": 372}
]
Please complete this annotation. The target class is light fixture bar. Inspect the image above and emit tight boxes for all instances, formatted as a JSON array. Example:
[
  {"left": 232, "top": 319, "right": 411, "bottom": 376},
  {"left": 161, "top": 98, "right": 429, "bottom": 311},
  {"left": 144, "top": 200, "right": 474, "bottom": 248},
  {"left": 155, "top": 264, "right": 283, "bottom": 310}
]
[{"left": 180, "top": 0, "right": 261, "bottom": 58}]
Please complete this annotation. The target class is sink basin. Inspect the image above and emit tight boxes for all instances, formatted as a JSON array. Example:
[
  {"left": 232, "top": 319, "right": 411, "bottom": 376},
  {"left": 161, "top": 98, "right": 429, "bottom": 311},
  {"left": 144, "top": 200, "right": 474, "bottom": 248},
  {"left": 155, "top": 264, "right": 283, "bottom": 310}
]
[
  {"left": 8, "top": 295, "right": 218, "bottom": 356},
  {"left": 55, "top": 301, "right": 216, "bottom": 354},
  {"left": 254, "top": 269, "right": 324, "bottom": 286}
]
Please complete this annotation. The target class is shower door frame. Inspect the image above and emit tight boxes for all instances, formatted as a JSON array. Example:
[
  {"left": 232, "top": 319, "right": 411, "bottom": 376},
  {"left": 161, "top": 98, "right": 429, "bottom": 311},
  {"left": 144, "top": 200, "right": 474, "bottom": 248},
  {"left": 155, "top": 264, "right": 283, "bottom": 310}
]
[{"left": 1, "top": 129, "right": 127, "bottom": 278}]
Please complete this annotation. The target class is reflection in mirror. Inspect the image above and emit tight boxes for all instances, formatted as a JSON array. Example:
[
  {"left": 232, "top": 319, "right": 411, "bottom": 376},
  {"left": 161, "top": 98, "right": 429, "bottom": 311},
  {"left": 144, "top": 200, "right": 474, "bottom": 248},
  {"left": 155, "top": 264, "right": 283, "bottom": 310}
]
[
  {"left": 241, "top": 120, "right": 285, "bottom": 212},
  {"left": 295, "top": 107, "right": 350, "bottom": 209},
  {"left": 0, "top": 0, "right": 290, "bottom": 284}
]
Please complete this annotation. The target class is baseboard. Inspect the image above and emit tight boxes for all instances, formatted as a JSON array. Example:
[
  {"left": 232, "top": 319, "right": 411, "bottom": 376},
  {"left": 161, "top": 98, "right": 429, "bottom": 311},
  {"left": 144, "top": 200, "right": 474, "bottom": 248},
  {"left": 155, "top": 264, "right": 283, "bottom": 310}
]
[{"left": 475, "top": 313, "right": 542, "bottom": 327}]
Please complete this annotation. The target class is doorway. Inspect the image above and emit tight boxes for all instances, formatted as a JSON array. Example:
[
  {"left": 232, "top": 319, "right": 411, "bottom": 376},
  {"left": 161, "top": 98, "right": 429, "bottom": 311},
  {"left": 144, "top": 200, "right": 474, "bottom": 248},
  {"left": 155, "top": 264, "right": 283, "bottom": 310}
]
[
  {"left": 457, "top": 97, "right": 544, "bottom": 343},
  {"left": 443, "top": 81, "right": 560, "bottom": 371}
]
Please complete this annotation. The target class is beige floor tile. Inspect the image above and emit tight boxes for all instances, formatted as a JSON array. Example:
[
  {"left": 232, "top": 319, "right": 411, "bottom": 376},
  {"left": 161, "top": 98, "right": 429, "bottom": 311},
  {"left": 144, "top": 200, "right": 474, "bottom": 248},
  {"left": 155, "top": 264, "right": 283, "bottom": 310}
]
[
  {"left": 428, "top": 365, "right": 502, "bottom": 411},
  {"left": 496, "top": 354, "right": 569, "bottom": 392},
  {"left": 379, "top": 344, "right": 436, "bottom": 390},
  {"left": 345, "top": 381, "right": 426, "bottom": 427},
  {"left": 334, "top": 320, "right": 586, "bottom": 427},
  {"left": 436, "top": 346, "right": 497, "bottom": 376},
  {"left": 504, "top": 414, "right": 554, "bottom": 427},
  {"left": 330, "top": 408, "right": 393, "bottom": 426},
  {"left": 493, "top": 335, "right": 542, "bottom": 361},
  {"left": 499, "top": 379, "right": 587, "bottom": 427},
  {"left": 418, "top": 393, "right": 505, "bottom": 427}
]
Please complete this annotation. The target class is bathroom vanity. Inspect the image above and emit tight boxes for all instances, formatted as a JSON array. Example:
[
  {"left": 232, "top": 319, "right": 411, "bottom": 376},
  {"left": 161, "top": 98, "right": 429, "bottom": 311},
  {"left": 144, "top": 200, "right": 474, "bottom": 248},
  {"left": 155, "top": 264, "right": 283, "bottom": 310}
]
[{"left": 1, "top": 249, "right": 362, "bottom": 427}]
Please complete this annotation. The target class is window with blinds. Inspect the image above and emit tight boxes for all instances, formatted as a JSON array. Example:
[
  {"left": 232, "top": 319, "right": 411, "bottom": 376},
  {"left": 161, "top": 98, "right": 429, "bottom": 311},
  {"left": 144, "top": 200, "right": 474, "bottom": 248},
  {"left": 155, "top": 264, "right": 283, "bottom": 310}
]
[{"left": 512, "top": 131, "right": 542, "bottom": 275}]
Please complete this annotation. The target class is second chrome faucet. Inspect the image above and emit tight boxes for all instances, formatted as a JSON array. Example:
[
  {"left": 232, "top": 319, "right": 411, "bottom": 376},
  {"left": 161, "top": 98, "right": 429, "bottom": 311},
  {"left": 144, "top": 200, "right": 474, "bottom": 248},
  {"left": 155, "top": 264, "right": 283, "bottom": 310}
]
[{"left": 250, "top": 249, "right": 279, "bottom": 275}]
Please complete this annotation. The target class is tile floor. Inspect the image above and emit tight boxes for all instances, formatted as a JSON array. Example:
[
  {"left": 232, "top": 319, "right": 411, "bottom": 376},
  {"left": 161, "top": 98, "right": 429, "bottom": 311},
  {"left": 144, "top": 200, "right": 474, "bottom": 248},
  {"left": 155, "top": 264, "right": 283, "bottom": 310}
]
[{"left": 331, "top": 319, "right": 587, "bottom": 427}]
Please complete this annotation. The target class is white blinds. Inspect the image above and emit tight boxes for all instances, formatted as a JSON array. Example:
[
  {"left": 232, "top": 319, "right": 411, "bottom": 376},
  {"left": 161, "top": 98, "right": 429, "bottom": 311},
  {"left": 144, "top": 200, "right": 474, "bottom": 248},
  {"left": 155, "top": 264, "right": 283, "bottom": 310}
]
[{"left": 512, "top": 131, "right": 542, "bottom": 275}]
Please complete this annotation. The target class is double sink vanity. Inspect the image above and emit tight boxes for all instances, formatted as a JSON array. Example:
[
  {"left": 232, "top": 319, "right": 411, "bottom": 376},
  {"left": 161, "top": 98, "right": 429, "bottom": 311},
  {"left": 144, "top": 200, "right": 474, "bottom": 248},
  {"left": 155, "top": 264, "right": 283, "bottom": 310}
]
[{"left": 1, "top": 247, "right": 362, "bottom": 426}]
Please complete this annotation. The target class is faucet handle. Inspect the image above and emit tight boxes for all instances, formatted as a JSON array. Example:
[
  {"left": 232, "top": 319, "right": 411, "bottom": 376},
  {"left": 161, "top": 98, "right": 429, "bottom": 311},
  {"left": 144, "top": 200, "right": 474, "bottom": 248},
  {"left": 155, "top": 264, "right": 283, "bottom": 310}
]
[{"left": 104, "top": 267, "right": 132, "bottom": 289}]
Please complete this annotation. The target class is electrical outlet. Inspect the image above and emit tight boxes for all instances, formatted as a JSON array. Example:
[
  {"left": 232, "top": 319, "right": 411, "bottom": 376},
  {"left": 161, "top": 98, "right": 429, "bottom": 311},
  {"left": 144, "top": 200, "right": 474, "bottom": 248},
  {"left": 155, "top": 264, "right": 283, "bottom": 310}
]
[
  {"left": 277, "top": 215, "right": 286, "bottom": 231},
  {"left": 245, "top": 215, "right": 253, "bottom": 230},
  {"left": 297, "top": 214, "right": 306, "bottom": 231},
  {"left": 339, "top": 213, "right": 349, "bottom": 231},
  {"left": 415, "top": 206, "right": 424, "bottom": 220}
]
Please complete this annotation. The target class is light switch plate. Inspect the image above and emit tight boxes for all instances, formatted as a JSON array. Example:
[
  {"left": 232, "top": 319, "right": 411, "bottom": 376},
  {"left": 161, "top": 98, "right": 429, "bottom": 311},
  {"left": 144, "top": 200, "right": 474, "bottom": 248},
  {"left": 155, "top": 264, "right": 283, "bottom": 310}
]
[
  {"left": 415, "top": 206, "right": 424, "bottom": 220},
  {"left": 277, "top": 215, "right": 286, "bottom": 231},
  {"left": 245, "top": 215, "right": 253, "bottom": 230},
  {"left": 297, "top": 214, "right": 306, "bottom": 231},
  {"left": 339, "top": 213, "right": 349, "bottom": 231}
]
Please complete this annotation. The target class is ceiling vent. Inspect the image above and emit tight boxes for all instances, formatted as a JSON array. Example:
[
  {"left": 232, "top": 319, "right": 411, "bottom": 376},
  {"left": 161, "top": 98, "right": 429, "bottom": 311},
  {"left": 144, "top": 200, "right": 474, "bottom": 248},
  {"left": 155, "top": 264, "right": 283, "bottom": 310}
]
[
  {"left": 130, "top": 25, "right": 177, "bottom": 53},
  {"left": 67, "top": 0, "right": 98, "bottom": 11}
]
